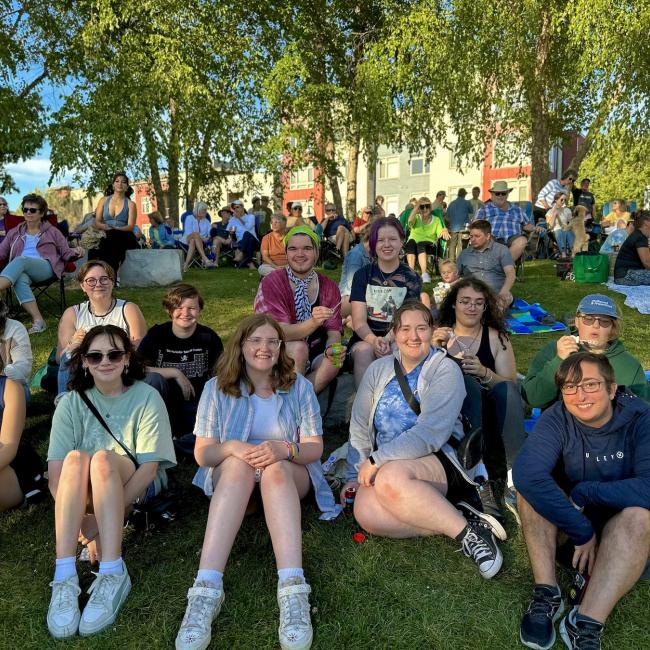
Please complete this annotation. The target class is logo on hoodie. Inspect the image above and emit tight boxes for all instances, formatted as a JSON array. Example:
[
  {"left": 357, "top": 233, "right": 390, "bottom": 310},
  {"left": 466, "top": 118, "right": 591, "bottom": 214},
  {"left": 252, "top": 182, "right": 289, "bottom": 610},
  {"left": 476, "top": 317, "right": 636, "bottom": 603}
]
[{"left": 585, "top": 451, "right": 624, "bottom": 462}]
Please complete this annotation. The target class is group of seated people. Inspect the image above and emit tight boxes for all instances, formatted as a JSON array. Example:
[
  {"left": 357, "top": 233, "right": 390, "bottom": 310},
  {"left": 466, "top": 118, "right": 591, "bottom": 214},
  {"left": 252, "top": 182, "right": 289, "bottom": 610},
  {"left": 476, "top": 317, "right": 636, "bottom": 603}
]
[{"left": 1, "top": 212, "right": 649, "bottom": 650}]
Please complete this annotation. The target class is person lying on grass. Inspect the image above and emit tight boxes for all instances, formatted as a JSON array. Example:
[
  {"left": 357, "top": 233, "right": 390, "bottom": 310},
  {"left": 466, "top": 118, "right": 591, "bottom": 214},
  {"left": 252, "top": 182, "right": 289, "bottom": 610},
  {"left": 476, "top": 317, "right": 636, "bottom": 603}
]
[
  {"left": 46, "top": 325, "right": 176, "bottom": 639},
  {"left": 341, "top": 301, "right": 505, "bottom": 581},
  {"left": 176, "top": 314, "right": 340, "bottom": 650}
]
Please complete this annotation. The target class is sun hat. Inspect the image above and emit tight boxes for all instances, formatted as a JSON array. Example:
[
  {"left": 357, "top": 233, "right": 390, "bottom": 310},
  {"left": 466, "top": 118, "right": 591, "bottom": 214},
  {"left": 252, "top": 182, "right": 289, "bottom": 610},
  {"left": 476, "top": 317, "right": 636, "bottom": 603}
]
[{"left": 488, "top": 180, "right": 513, "bottom": 193}]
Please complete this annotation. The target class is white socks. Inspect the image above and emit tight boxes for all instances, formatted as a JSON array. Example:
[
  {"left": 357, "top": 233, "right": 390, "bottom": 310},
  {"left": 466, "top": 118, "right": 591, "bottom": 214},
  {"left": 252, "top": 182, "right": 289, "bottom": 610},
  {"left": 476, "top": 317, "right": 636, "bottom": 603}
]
[
  {"left": 196, "top": 569, "right": 224, "bottom": 590},
  {"left": 278, "top": 568, "right": 304, "bottom": 582},
  {"left": 98, "top": 557, "right": 124, "bottom": 575},
  {"left": 54, "top": 556, "right": 77, "bottom": 582}
]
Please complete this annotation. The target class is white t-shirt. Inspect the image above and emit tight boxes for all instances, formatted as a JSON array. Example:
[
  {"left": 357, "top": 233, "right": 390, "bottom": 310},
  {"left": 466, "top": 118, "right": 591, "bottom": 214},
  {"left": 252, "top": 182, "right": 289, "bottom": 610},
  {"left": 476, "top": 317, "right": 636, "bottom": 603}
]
[
  {"left": 22, "top": 234, "right": 42, "bottom": 259},
  {"left": 249, "top": 392, "right": 283, "bottom": 444}
]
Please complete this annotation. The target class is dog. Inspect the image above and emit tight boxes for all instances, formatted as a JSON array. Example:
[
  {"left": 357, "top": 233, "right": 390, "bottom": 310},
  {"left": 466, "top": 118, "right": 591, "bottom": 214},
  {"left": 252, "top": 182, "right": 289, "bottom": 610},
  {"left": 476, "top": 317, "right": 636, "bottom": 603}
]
[{"left": 569, "top": 205, "right": 589, "bottom": 255}]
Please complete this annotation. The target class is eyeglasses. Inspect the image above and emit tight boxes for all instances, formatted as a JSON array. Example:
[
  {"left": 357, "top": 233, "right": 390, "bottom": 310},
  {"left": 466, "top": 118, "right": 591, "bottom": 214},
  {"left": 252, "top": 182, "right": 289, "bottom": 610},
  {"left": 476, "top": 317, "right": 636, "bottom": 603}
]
[
  {"left": 561, "top": 380, "right": 603, "bottom": 395},
  {"left": 0, "top": 203, "right": 7, "bottom": 207},
  {"left": 22, "top": 207, "right": 41, "bottom": 214},
  {"left": 419, "top": 204, "right": 431, "bottom": 210},
  {"left": 492, "top": 191, "right": 508, "bottom": 197},
  {"left": 579, "top": 314, "right": 614, "bottom": 328},
  {"left": 84, "top": 350, "right": 127, "bottom": 365},
  {"left": 83, "top": 276, "right": 113, "bottom": 287},
  {"left": 246, "top": 337, "right": 282, "bottom": 350},
  {"left": 457, "top": 299, "right": 486, "bottom": 309}
]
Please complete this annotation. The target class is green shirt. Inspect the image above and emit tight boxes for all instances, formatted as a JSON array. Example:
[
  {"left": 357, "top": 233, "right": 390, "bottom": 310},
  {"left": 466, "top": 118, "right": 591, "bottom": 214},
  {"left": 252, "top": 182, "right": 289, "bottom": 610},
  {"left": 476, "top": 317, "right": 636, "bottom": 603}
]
[
  {"left": 407, "top": 214, "right": 445, "bottom": 244},
  {"left": 48, "top": 381, "right": 176, "bottom": 490}
]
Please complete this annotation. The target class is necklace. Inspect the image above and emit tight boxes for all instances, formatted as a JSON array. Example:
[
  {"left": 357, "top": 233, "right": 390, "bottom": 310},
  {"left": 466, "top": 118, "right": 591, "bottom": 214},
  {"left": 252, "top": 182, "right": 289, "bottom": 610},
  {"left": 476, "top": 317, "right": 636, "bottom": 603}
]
[
  {"left": 377, "top": 263, "right": 396, "bottom": 286},
  {"left": 451, "top": 326, "right": 481, "bottom": 356},
  {"left": 90, "top": 298, "right": 117, "bottom": 318}
]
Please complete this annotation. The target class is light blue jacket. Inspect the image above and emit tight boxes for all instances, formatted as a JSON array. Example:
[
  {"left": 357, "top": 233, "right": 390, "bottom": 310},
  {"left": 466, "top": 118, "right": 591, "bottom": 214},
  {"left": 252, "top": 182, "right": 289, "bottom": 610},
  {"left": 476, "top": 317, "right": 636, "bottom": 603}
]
[{"left": 193, "top": 374, "right": 341, "bottom": 520}]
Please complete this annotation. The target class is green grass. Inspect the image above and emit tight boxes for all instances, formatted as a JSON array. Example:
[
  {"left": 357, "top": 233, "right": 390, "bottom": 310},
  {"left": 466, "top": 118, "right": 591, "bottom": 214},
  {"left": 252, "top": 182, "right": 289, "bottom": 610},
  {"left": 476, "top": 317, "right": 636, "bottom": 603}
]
[{"left": 1, "top": 260, "right": 648, "bottom": 649}]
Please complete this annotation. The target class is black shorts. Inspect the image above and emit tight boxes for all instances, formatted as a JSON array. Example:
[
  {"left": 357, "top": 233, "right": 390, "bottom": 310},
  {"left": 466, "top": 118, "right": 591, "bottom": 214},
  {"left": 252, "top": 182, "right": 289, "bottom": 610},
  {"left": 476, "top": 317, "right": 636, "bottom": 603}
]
[
  {"left": 9, "top": 443, "right": 45, "bottom": 499},
  {"left": 494, "top": 234, "right": 525, "bottom": 247},
  {"left": 404, "top": 239, "right": 436, "bottom": 256},
  {"left": 435, "top": 451, "right": 476, "bottom": 505}
]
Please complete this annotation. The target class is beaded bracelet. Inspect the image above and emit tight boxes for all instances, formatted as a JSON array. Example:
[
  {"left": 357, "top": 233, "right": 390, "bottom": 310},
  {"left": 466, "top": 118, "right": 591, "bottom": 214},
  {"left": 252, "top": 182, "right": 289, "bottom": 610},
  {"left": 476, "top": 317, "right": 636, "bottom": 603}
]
[{"left": 282, "top": 441, "right": 295, "bottom": 461}]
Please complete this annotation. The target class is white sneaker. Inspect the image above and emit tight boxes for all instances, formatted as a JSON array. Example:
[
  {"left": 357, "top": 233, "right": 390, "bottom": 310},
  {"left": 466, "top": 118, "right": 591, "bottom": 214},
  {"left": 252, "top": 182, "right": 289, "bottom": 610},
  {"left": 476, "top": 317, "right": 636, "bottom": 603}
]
[
  {"left": 47, "top": 575, "right": 81, "bottom": 639},
  {"left": 79, "top": 563, "right": 131, "bottom": 636},
  {"left": 175, "top": 581, "right": 225, "bottom": 650},
  {"left": 277, "top": 577, "right": 313, "bottom": 650},
  {"left": 421, "top": 272, "right": 432, "bottom": 284},
  {"left": 28, "top": 320, "right": 47, "bottom": 334}
]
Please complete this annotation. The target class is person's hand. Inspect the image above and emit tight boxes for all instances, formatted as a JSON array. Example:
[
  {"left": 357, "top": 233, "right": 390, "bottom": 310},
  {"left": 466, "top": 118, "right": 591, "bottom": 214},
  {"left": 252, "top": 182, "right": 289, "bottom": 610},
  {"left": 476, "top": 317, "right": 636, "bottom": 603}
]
[
  {"left": 68, "top": 328, "right": 87, "bottom": 352},
  {"left": 243, "top": 440, "right": 290, "bottom": 469},
  {"left": 440, "top": 228, "right": 451, "bottom": 241},
  {"left": 535, "top": 225, "right": 545, "bottom": 234},
  {"left": 573, "top": 534, "right": 597, "bottom": 574},
  {"left": 432, "top": 327, "right": 453, "bottom": 348},
  {"left": 174, "top": 371, "right": 195, "bottom": 400},
  {"left": 497, "top": 290, "right": 513, "bottom": 310},
  {"left": 460, "top": 354, "right": 485, "bottom": 378},
  {"left": 79, "top": 513, "right": 99, "bottom": 551},
  {"left": 325, "top": 344, "right": 347, "bottom": 364},
  {"left": 311, "top": 306, "right": 334, "bottom": 326},
  {"left": 358, "top": 459, "right": 379, "bottom": 487},
  {"left": 556, "top": 335, "right": 580, "bottom": 360},
  {"left": 340, "top": 479, "right": 360, "bottom": 506},
  {"left": 73, "top": 246, "right": 85, "bottom": 257},
  {"left": 374, "top": 337, "right": 391, "bottom": 357}
]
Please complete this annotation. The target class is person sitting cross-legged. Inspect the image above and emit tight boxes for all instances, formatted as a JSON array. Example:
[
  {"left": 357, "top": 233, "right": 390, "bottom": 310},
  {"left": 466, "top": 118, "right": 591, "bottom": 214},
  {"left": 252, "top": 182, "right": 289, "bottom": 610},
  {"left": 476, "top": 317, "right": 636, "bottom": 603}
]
[
  {"left": 254, "top": 225, "right": 344, "bottom": 395},
  {"left": 340, "top": 301, "right": 505, "bottom": 580},
  {"left": 513, "top": 352, "right": 650, "bottom": 650},
  {"left": 174, "top": 314, "right": 340, "bottom": 650}
]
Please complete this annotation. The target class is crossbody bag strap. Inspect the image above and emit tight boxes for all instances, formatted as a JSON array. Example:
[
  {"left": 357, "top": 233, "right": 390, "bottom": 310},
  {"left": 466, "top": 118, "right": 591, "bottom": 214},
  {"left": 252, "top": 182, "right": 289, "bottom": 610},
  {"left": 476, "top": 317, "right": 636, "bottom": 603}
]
[
  {"left": 393, "top": 357, "right": 421, "bottom": 416},
  {"left": 78, "top": 390, "right": 139, "bottom": 468}
]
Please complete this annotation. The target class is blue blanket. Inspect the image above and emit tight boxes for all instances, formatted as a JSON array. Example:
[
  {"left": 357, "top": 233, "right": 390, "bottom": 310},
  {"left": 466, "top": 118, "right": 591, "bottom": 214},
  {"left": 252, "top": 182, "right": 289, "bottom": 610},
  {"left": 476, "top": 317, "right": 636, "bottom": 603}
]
[{"left": 507, "top": 299, "right": 567, "bottom": 335}]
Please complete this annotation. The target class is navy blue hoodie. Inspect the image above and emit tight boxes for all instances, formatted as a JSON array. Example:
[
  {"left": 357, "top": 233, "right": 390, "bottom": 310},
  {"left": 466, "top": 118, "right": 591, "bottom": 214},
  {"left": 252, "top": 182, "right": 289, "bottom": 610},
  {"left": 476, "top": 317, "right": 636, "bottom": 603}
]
[{"left": 513, "top": 392, "right": 650, "bottom": 545}]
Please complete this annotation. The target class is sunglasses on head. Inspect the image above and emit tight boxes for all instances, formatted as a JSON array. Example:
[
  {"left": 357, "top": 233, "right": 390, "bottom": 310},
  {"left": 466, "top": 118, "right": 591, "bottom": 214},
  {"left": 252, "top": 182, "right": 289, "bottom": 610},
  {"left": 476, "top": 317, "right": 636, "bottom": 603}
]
[
  {"left": 23, "top": 207, "right": 41, "bottom": 214},
  {"left": 84, "top": 350, "right": 127, "bottom": 365}
]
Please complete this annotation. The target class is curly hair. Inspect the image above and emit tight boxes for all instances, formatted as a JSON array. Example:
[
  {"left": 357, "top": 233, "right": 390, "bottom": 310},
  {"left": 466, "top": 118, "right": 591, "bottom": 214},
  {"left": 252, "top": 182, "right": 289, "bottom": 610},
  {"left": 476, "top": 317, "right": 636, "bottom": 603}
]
[
  {"left": 216, "top": 314, "right": 296, "bottom": 397},
  {"left": 435, "top": 277, "right": 510, "bottom": 350},
  {"left": 67, "top": 325, "right": 145, "bottom": 392}
]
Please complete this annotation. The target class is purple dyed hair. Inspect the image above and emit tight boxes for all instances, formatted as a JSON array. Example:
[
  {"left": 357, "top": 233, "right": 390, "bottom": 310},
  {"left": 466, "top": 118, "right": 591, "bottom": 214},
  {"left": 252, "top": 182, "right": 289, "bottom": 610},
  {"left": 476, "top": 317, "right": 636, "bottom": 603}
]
[{"left": 368, "top": 217, "right": 405, "bottom": 257}]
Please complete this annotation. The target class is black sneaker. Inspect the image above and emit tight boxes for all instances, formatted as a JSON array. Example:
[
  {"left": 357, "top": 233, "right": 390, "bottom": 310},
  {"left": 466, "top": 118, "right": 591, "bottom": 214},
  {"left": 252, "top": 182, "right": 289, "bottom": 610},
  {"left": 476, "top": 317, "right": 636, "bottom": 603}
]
[
  {"left": 520, "top": 584, "right": 564, "bottom": 650},
  {"left": 456, "top": 500, "right": 507, "bottom": 541},
  {"left": 457, "top": 520, "right": 503, "bottom": 579},
  {"left": 559, "top": 609, "right": 603, "bottom": 650},
  {"left": 476, "top": 479, "right": 506, "bottom": 527}
]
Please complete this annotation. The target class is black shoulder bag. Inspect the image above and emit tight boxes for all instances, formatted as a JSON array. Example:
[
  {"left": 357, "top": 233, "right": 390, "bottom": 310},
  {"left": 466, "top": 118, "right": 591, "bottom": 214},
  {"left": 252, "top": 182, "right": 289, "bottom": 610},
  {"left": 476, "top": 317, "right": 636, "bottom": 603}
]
[
  {"left": 393, "top": 358, "right": 483, "bottom": 470},
  {"left": 79, "top": 390, "right": 139, "bottom": 468}
]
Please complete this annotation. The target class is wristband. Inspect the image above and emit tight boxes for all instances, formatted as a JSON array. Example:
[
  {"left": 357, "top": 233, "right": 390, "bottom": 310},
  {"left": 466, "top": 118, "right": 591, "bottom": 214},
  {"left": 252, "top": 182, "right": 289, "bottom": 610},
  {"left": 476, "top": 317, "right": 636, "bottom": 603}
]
[
  {"left": 282, "top": 440, "right": 295, "bottom": 461},
  {"left": 368, "top": 454, "right": 376, "bottom": 466}
]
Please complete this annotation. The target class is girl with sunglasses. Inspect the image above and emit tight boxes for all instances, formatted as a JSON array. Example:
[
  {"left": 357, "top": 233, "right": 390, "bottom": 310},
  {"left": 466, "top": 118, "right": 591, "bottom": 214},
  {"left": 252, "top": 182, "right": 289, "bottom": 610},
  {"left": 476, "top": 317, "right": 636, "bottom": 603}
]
[
  {"left": 433, "top": 278, "right": 524, "bottom": 524},
  {"left": 55, "top": 261, "right": 147, "bottom": 403},
  {"left": 46, "top": 325, "right": 175, "bottom": 639}
]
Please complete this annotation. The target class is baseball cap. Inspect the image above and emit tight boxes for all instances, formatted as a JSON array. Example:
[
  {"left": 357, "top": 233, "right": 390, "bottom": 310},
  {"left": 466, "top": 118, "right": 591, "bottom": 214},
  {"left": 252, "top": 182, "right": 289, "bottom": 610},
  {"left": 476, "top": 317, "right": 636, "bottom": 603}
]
[
  {"left": 230, "top": 199, "right": 243, "bottom": 207},
  {"left": 577, "top": 294, "right": 618, "bottom": 319}
]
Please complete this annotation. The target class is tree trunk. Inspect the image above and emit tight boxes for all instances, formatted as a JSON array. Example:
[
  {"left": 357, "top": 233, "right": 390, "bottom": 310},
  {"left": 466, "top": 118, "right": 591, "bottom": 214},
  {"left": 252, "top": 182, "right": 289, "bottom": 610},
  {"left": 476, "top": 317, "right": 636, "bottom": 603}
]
[
  {"left": 530, "top": 104, "right": 551, "bottom": 199},
  {"left": 188, "top": 126, "right": 214, "bottom": 206},
  {"left": 345, "top": 131, "right": 360, "bottom": 220},
  {"left": 143, "top": 126, "right": 166, "bottom": 217},
  {"left": 325, "top": 135, "right": 343, "bottom": 215},
  {"left": 167, "top": 97, "right": 180, "bottom": 224}
]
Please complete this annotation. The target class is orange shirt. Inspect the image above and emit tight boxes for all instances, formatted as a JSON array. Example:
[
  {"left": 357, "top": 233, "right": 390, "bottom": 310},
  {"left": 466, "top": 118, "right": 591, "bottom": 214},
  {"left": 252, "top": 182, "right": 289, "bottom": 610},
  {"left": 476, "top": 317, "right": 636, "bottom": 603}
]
[{"left": 261, "top": 231, "right": 287, "bottom": 266}]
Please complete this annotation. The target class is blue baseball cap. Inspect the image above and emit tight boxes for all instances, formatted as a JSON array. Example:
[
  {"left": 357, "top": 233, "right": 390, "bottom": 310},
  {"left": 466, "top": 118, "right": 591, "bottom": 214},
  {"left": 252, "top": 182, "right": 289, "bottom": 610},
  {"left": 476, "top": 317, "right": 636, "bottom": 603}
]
[{"left": 577, "top": 294, "right": 618, "bottom": 319}]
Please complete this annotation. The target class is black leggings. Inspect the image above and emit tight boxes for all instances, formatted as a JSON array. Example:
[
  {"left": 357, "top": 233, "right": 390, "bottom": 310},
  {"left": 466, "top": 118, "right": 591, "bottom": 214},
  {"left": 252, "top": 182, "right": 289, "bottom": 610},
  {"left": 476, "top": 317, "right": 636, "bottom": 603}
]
[{"left": 89, "top": 230, "right": 139, "bottom": 276}]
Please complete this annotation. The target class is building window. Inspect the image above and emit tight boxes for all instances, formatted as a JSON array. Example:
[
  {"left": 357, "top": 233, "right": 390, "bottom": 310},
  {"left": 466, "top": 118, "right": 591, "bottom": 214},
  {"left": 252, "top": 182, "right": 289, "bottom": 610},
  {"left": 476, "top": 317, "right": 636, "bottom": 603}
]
[
  {"left": 289, "top": 167, "right": 314, "bottom": 190},
  {"left": 378, "top": 156, "right": 399, "bottom": 180},
  {"left": 141, "top": 196, "right": 153, "bottom": 214},
  {"left": 410, "top": 158, "right": 430, "bottom": 176}
]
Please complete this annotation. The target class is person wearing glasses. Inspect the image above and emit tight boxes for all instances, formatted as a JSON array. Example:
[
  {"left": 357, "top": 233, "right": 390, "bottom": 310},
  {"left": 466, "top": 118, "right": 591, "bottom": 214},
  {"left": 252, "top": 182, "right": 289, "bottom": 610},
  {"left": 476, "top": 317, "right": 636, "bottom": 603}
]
[
  {"left": 523, "top": 294, "right": 650, "bottom": 408},
  {"left": 46, "top": 325, "right": 176, "bottom": 639},
  {"left": 405, "top": 196, "right": 450, "bottom": 284},
  {"left": 55, "top": 261, "right": 147, "bottom": 403},
  {"left": 0, "top": 194, "right": 84, "bottom": 334},
  {"left": 175, "top": 314, "right": 339, "bottom": 650},
  {"left": 255, "top": 226, "right": 344, "bottom": 396},
  {"left": 513, "top": 352, "right": 650, "bottom": 650},
  {"left": 229, "top": 199, "right": 259, "bottom": 269},
  {"left": 258, "top": 212, "right": 288, "bottom": 277},
  {"left": 432, "top": 278, "right": 524, "bottom": 524},
  {"left": 477, "top": 180, "right": 542, "bottom": 263},
  {"left": 322, "top": 202, "right": 353, "bottom": 256},
  {"left": 534, "top": 170, "right": 575, "bottom": 223},
  {"left": 545, "top": 191, "right": 574, "bottom": 258}
]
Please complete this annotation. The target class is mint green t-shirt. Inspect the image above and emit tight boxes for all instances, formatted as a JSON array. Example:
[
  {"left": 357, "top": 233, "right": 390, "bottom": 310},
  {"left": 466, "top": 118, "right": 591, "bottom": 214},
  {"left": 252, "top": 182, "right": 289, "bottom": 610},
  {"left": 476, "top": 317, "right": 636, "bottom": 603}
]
[{"left": 48, "top": 381, "right": 176, "bottom": 490}]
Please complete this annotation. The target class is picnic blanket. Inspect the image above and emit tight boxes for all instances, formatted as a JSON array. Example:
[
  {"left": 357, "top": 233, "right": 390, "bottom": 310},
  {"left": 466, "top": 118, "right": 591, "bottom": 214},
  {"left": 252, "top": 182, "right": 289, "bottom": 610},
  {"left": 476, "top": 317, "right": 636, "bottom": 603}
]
[
  {"left": 507, "top": 299, "right": 567, "bottom": 335},
  {"left": 606, "top": 279, "right": 650, "bottom": 315}
]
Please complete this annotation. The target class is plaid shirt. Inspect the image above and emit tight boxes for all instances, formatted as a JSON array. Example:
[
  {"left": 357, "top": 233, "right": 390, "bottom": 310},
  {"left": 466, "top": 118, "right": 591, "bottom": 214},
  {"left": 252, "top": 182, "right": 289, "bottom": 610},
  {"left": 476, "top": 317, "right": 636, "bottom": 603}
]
[{"left": 475, "top": 202, "right": 531, "bottom": 240}]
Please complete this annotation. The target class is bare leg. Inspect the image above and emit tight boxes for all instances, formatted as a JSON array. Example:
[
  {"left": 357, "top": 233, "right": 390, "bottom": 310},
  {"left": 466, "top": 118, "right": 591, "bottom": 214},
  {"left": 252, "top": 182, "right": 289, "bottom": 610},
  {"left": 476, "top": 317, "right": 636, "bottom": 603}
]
[
  {"left": 341, "top": 297, "right": 352, "bottom": 319},
  {"left": 306, "top": 355, "right": 339, "bottom": 395},
  {"left": 54, "top": 451, "right": 91, "bottom": 558},
  {"left": 285, "top": 341, "right": 309, "bottom": 375},
  {"left": 417, "top": 252, "right": 428, "bottom": 275},
  {"left": 352, "top": 342, "right": 376, "bottom": 388},
  {"left": 88, "top": 451, "right": 136, "bottom": 563},
  {"left": 580, "top": 507, "right": 650, "bottom": 623},
  {"left": 199, "top": 457, "right": 256, "bottom": 571},
  {"left": 406, "top": 253, "right": 416, "bottom": 271},
  {"left": 354, "top": 457, "right": 466, "bottom": 538},
  {"left": 517, "top": 493, "right": 559, "bottom": 586},
  {"left": 21, "top": 299, "right": 45, "bottom": 324},
  {"left": 0, "top": 466, "right": 24, "bottom": 511},
  {"left": 183, "top": 239, "right": 197, "bottom": 270},
  {"left": 188, "top": 233, "right": 210, "bottom": 263},
  {"left": 260, "top": 461, "right": 310, "bottom": 568},
  {"left": 509, "top": 235, "right": 528, "bottom": 262},
  {"left": 0, "top": 277, "right": 10, "bottom": 291}
]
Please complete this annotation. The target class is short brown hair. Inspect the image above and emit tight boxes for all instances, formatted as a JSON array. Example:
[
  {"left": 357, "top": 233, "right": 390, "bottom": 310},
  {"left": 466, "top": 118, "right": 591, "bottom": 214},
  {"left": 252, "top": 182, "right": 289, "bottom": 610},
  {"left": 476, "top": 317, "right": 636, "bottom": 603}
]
[
  {"left": 21, "top": 193, "right": 48, "bottom": 217},
  {"left": 469, "top": 219, "right": 491, "bottom": 235},
  {"left": 77, "top": 260, "right": 116, "bottom": 284},
  {"left": 555, "top": 352, "right": 615, "bottom": 392},
  {"left": 148, "top": 210, "right": 164, "bottom": 226},
  {"left": 216, "top": 314, "right": 296, "bottom": 397},
  {"left": 392, "top": 300, "right": 434, "bottom": 333},
  {"left": 162, "top": 283, "right": 204, "bottom": 316}
]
